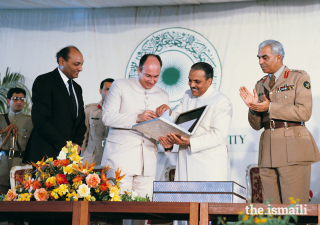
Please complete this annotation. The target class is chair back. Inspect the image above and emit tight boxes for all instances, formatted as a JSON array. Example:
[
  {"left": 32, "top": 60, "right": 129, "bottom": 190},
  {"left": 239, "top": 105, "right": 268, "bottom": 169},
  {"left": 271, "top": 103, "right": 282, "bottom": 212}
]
[
  {"left": 10, "top": 165, "right": 33, "bottom": 190},
  {"left": 245, "top": 164, "right": 263, "bottom": 203}
]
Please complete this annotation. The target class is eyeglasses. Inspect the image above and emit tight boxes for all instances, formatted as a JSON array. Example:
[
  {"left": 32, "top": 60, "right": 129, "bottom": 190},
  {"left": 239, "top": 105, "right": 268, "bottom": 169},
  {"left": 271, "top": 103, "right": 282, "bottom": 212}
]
[{"left": 12, "top": 97, "right": 26, "bottom": 101}]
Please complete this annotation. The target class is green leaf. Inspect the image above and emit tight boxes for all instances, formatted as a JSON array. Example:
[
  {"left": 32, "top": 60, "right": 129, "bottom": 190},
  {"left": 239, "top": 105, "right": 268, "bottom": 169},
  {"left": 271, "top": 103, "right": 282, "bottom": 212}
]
[{"left": 48, "top": 160, "right": 56, "bottom": 175}]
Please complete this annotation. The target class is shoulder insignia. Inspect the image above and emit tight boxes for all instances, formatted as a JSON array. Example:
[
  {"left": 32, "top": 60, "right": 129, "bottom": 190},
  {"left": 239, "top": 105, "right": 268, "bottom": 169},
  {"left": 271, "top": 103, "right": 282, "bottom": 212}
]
[
  {"left": 304, "top": 81, "right": 311, "bottom": 89},
  {"left": 284, "top": 70, "right": 289, "bottom": 78},
  {"left": 258, "top": 75, "right": 268, "bottom": 83},
  {"left": 289, "top": 69, "right": 305, "bottom": 73}
]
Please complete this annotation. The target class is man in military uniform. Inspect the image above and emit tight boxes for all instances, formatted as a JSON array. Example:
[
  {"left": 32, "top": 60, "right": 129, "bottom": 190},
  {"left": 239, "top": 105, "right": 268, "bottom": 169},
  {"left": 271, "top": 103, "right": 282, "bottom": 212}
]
[
  {"left": 0, "top": 88, "right": 33, "bottom": 194},
  {"left": 239, "top": 40, "right": 320, "bottom": 204},
  {"left": 82, "top": 78, "right": 114, "bottom": 166}
]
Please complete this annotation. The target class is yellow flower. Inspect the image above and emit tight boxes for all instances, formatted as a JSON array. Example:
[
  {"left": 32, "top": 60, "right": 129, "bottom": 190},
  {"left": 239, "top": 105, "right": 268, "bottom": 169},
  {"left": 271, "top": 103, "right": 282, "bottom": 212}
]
[
  {"left": 296, "top": 198, "right": 300, "bottom": 202},
  {"left": 70, "top": 153, "right": 82, "bottom": 163},
  {"left": 242, "top": 215, "right": 249, "bottom": 221},
  {"left": 85, "top": 195, "right": 91, "bottom": 201},
  {"left": 61, "top": 147, "right": 69, "bottom": 154},
  {"left": 112, "top": 195, "right": 121, "bottom": 201},
  {"left": 71, "top": 147, "right": 78, "bottom": 154},
  {"left": 110, "top": 186, "right": 120, "bottom": 196},
  {"left": 63, "top": 165, "right": 73, "bottom": 174},
  {"left": 288, "top": 197, "right": 294, "bottom": 200},
  {"left": 73, "top": 181, "right": 82, "bottom": 189},
  {"left": 278, "top": 216, "right": 281, "bottom": 219},
  {"left": 45, "top": 157, "right": 54, "bottom": 163},
  {"left": 290, "top": 200, "right": 296, "bottom": 204},
  {"left": 67, "top": 141, "right": 72, "bottom": 147},
  {"left": 254, "top": 217, "right": 260, "bottom": 224},
  {"left": 46, "top": 176, "right": 56, "bottom": 186},
  {"left": 66, "top": 198, "right": 70, "bottom": 201},
  {"left": 260, "top": 218, "right": 267, "bottom": 223},
  {"left": 59, "top": 184, "right": 69, "bottom": 194},
  {"left": 239, "top": 211, "right": 244, "bottom": 215}
]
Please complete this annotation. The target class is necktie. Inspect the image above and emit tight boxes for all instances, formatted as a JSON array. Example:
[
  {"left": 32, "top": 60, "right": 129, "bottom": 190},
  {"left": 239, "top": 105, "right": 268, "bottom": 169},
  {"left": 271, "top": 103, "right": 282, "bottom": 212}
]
[
  {"left": 68, "top": 79, "right": 77, "bottom": 119},
  {"left": 269, "top": 74, "right": 275, "bottom": 89}
]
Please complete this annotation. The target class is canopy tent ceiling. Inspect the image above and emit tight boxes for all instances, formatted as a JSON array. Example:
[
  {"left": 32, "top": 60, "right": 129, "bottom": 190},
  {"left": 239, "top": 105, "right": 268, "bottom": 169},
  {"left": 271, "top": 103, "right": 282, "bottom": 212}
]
[{"left": 0, "top": 0, "right": 259, "bottom": 9}]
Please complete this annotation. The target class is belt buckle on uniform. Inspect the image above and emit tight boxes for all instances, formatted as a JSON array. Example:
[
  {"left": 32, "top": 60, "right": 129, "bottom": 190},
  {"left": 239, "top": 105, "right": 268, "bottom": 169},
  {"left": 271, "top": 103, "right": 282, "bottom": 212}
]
[
  {"left": 9, "top": 149, "right": 14, "bottom": 159},
  {"left": 270, "top": 120, "right": 275, "bottom": 131}
]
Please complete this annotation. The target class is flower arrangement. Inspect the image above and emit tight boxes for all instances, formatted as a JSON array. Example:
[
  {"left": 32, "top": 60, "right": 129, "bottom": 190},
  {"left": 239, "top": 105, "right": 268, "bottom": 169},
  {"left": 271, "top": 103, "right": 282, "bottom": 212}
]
[
  {"left": 0, "top": 141, "right": 149, "bottom": 202},
  {"left": 218, "top": 198, "right": 301, "bottom": 225}
]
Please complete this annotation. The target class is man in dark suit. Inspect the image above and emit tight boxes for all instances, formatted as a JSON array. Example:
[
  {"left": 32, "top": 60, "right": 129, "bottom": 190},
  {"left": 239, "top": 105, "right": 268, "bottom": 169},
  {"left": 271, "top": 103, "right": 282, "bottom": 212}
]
[{"left": 23, "top": 46, "right": 86, "bottom": 163}]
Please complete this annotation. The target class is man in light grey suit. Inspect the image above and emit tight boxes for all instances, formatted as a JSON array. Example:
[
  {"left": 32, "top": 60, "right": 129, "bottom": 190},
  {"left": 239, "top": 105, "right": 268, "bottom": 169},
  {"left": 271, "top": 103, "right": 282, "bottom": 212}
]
[{"left": 101, "top": 54, "right": 169, "bottom": 199}]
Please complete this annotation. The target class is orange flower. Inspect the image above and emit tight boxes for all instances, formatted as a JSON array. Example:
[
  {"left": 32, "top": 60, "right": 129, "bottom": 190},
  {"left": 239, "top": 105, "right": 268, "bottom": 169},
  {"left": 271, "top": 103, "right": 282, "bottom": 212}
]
[
  {"left": 101, "top": 165, "right": 111, "bottom": 183},
  {"left": 56, "top": 174, "right": 68, "bottom": 184},
  {"left": 33, "top": 180, "right": 41, "bottom": 190},
  {"left": 100, "top": 183, "right": 108, "bottom": 192},
  {"left": 60, "top": 159, "right": 70, "bottom": 167},
  {"left": 14, "top": 175, "right": 24, "bottom": 184},
  {"left": 24, "top": 180, "right": 32, "bottom": 189},
  {"left": 31, "top": 157, "right": 46, "bottom": 178},
  {"left": 34, "top": 188, "right": 49, "bottom": 201},
  {"left": 45, "top": 181, "right": 53, "bottom": 188},
  {"left": 115, "top": 168, "right": 125, "bottom": 182},
  {"left": 73, "top": 176, "right": 83, "bottom": 183},
  {"left": 6, "top": 189, "right": 17, "bottom": 201},
  {"left": 86, "top": 174, "right": 100, "bottom": 188},
  {"left": 52, "top": 160, "right": 60, "bottom": 167}
]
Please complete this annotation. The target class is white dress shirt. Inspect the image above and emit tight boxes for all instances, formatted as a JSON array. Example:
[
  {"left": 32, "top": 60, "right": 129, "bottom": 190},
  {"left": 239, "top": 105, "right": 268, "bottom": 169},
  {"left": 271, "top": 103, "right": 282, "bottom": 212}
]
[{"left": 58, "top": 67, "right": 79, "bottom": 117}]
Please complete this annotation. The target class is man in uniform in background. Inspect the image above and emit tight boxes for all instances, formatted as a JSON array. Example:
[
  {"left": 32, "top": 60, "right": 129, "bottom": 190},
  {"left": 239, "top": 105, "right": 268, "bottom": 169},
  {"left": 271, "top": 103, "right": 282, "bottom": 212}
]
[
  {"left": 82, "top": 78, "right": 114, "bottom": 166},
  {"left": 0, "top": 88, "right": 33, "bottom": 194},
  {"left": 239, "top": 39, "right": 320, "bottom": 203}
]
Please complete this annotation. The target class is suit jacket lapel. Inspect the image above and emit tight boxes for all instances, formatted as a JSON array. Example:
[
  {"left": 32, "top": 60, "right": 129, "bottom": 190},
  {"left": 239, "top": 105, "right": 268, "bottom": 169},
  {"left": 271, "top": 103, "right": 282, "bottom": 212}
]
[
  {"left": 73, "top": 81, "right": 83, "bottom": 126},
  {"left": 53, "top": 69, "right": 75, "bottom": 120}
]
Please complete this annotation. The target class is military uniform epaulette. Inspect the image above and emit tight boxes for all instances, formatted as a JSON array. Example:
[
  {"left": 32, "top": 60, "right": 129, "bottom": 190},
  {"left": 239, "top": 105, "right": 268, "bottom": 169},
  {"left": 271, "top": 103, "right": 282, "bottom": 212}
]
[
  {"left": 289, "top": 69, "right": 307, "bottom": 75},
  {"left": 85, "top": 103, "right": 98, "bottom": 108},
  {"left": 257, "top": 75, "right": 268, "bottom": 83}
]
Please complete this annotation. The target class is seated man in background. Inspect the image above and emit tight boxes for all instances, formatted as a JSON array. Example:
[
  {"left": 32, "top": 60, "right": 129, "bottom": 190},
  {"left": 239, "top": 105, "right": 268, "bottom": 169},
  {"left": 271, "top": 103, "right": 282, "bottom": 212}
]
[
  {"left": 82, "top": 78, "right": 114, "bottom": 166},
  {"left": 158, "top": 62, "right": 233, "bottom": 182},
  {"left": 0, "top": 87, "right": 33, "bottom": 194}
]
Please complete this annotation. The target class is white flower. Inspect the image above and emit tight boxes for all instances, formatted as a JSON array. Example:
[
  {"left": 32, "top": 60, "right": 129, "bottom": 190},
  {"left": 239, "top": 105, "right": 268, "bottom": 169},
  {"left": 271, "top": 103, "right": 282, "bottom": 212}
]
[
  {"left": 77, "top": 184, "right": 90, "bottom": 198},
  {"left": 132, "top": 190, "right": 138, "bottom": 198},
  {"left": 110, "top": 192, "right": 114, "bottom": 198},
  {"left": 57, "top": 151, "right": 66, "bottom": 160}
]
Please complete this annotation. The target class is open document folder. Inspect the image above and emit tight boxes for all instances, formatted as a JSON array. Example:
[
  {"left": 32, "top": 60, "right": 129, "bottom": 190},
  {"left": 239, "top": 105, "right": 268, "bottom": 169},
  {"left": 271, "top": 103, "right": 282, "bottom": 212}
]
[{"left": 132, "top": 105, "right": 209, "bottom": 140}]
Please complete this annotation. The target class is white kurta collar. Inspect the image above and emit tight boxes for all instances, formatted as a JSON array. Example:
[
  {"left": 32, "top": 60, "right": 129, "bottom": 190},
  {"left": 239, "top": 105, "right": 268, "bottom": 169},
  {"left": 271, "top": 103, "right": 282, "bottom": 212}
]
[{"left": 196, "top": 85, "right": 215, "bottom": 100}]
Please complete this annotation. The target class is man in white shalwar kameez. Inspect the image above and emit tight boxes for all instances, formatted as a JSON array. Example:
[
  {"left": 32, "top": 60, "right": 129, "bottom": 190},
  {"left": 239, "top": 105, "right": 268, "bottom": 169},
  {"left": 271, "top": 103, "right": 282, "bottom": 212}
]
[{"left": 158, "top": 62, "right": 233, "bottom": 181}]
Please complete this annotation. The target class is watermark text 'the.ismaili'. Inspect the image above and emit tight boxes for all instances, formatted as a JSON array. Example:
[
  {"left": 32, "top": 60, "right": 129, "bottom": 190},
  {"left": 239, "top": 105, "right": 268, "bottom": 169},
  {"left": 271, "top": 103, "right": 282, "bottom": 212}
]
[{"left": 245, "top": 204, "right": 307, "bottom": 215}]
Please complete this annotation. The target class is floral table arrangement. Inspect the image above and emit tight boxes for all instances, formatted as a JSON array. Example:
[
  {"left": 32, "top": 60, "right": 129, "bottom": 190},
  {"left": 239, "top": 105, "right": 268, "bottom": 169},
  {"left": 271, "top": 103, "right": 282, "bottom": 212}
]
[{"left": 0, "top": 141, "right": 149, "bottom": 202}]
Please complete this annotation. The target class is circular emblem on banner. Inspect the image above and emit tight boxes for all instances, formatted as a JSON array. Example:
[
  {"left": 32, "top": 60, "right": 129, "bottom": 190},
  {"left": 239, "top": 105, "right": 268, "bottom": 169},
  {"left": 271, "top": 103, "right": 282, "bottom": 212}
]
[{"left": 125, "top": 27, "right": 222, "bottom": 109}]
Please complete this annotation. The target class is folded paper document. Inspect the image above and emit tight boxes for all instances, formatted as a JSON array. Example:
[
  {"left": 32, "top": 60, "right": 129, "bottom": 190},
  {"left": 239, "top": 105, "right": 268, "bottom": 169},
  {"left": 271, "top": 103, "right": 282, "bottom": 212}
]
[{"left": 132, "top": 105, "right": 209, "bottom": 140}]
